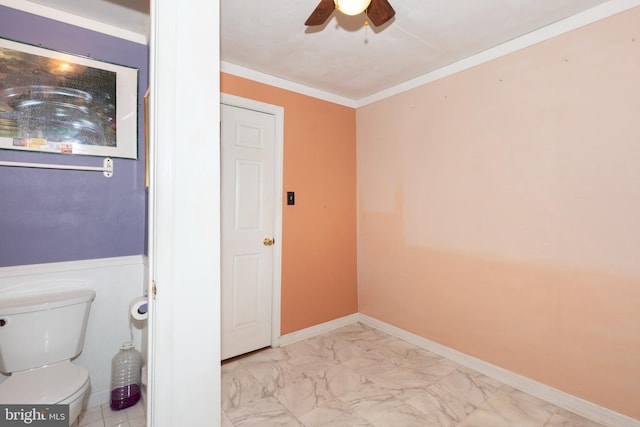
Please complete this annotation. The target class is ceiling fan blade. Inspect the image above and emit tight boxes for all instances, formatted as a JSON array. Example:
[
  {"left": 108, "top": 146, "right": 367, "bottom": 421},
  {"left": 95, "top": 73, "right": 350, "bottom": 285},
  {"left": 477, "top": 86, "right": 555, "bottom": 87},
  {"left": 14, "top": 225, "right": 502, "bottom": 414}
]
[
  {"left": 366, "top": 0, "right": 395, "bottom": 26},
  {"left": 305, "top": 0, "right": 336, "bottom": 26}
]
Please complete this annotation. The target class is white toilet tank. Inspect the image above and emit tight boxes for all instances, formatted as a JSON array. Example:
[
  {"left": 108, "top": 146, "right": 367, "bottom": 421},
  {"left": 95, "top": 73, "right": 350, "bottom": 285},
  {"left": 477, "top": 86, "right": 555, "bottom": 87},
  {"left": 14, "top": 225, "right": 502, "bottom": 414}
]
[{"left": 0, "top": 289, "right": 96, "bottom": 374}]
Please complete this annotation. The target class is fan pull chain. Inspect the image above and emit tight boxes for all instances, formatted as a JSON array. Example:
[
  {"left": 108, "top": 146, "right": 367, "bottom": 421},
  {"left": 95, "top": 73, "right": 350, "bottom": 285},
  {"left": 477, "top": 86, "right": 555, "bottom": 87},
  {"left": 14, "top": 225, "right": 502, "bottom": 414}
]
[{"left": 364, "top": 20, "right": 370, "bottom": 44}]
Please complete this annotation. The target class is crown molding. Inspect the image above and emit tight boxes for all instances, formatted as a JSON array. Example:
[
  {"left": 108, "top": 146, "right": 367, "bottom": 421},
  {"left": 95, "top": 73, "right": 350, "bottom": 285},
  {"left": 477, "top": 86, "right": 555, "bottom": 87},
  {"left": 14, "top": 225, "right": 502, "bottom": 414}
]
[
  {"left": 0, "top": 0, "right": 147, "bottom": 44},
  {"left": 221, "top": 61, "right": 358, "bottom": 109},
  {"left": 223, "top": 0, "right": 640, "bottom": 108},
  {"left": 356, "top": 0, "right": 640, "bottom": 106}
]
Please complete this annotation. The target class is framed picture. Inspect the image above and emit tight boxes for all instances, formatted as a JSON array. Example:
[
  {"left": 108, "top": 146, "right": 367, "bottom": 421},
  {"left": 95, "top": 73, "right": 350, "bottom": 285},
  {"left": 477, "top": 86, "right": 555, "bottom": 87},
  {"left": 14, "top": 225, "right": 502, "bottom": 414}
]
[{"left": 0, "top": 37, "right": 138, "bottom": 159}]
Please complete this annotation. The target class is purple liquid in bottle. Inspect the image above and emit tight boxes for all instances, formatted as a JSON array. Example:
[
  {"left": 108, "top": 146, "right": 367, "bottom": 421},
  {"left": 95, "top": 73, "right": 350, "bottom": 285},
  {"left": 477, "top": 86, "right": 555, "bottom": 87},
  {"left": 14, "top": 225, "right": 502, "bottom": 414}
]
[{"left": 110, "top": 383, "right": 141, "bottom": 410}]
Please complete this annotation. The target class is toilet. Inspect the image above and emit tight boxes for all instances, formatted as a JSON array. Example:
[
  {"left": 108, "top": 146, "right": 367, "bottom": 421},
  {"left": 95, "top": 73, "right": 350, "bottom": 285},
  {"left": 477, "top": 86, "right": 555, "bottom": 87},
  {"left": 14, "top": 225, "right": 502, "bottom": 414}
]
[{"left": 0, "top": 289, "right": 96, "bottom": 426}]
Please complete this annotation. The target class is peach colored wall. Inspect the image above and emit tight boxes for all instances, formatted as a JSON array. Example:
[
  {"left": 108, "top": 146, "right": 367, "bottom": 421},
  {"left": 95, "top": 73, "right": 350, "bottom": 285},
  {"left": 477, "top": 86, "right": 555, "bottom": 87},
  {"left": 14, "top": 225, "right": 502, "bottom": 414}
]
[
  {"left": 357, "top": 8, "right": 640, "bottom": 420},
  {"left": 221, "top": 73, "right": 358, "bottom": 335}
]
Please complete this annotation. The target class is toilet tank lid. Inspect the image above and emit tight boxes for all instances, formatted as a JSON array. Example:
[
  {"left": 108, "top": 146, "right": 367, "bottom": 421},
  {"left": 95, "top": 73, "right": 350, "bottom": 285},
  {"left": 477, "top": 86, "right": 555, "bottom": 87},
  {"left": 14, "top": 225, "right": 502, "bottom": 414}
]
[{"left": 0, "top": 289, "right": 96, "bottom": 315}]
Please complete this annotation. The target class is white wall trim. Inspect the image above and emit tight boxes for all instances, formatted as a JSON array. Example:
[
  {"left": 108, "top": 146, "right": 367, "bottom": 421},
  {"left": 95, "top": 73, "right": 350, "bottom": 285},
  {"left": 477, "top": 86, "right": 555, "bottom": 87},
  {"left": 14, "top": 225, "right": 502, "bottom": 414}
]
[
  {"left": 355, "top": 0, "right": 640, "bottom": 107},
  {"left": 278, "top": 313, "right": 361, "bottom": 346},
  {"left": 222, "top": 1, "right": 640, "bottom": 109},
  {"left": 0, "top": 255, "right": 145, "bottom": 278},
  {"left": 0, "top": 0, "right": 147, "bottom": 44},
  {"left": 221, "top": 62, "right": 358, "bottom": 109},
  {"left": 358, "top": 314, "right": 640, "bottom": 427},
  {"left": 220, "top": 93, "right": 285, "bottom": 350}
]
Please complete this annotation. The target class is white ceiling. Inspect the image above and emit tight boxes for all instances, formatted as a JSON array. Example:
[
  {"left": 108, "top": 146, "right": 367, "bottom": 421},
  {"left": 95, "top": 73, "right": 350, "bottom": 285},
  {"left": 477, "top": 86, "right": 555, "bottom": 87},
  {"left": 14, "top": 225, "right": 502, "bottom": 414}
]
[{"left": 12, "top": 0, "right": 628, "bottom": 102}]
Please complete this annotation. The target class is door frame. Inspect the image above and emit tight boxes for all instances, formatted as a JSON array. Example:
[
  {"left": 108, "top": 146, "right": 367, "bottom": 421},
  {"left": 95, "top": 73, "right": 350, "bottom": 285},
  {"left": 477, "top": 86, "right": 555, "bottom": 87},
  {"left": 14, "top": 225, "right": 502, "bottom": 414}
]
[
  {"left": 221, "top": 93, "right": 284, "bottom": 348},
  {"left": 148, "top": 0, "right": 221, "bottom": 423}
]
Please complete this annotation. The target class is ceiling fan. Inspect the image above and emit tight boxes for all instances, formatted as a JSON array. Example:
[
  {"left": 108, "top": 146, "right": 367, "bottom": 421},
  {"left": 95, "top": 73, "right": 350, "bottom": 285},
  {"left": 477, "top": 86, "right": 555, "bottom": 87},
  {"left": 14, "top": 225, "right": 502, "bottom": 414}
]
[{"left": 305, "top": 0, "right": 395, "bottom": 27}]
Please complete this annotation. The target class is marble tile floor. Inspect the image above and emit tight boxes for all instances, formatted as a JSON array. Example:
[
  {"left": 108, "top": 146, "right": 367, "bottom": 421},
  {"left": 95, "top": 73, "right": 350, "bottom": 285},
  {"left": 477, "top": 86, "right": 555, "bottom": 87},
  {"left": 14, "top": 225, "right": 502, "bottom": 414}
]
[
  {"left": 78, "top": 400, "right": 146, "bottom": 427},
  {"left": 222, "top": 322, "right": 606, "bottom": 427}
]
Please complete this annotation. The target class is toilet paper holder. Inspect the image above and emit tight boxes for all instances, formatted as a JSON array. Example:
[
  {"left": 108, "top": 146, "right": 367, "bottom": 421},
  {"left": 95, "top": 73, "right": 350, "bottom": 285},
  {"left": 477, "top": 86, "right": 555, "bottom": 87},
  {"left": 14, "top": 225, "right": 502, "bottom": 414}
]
[{"left": 129, "top": 297, "right": 148, "bottom": 320}]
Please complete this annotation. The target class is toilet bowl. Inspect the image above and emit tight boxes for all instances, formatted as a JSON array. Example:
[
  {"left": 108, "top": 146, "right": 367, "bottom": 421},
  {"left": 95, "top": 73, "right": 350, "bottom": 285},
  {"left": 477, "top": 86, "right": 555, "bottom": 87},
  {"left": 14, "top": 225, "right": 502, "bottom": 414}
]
[
  {"left": 0, "top": 362, "right": 90, "bottom": 424},
  {"left": 0, "top": 289, "right": 96, "bottom": 426}
]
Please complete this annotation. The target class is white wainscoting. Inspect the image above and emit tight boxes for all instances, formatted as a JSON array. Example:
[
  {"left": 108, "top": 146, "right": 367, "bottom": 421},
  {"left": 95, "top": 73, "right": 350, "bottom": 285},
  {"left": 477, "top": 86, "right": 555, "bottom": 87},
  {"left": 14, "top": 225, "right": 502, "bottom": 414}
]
[{"left": 0, "top": 255, "right": 147, "bottom": 408}]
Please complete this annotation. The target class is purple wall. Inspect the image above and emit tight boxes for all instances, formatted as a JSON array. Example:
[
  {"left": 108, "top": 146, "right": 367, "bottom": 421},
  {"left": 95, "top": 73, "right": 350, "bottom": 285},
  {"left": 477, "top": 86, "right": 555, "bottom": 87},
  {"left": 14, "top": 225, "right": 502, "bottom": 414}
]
[{"left": 0, "top": 6, "right": 148, "bottom": 267}]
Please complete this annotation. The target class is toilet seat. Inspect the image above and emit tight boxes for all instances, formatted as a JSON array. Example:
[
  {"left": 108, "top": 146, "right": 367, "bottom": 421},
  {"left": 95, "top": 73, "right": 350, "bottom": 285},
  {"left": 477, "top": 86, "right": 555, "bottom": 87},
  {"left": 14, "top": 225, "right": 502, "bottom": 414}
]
[{"left": 0, "top": 361, "right": 89, "bottom": 404}]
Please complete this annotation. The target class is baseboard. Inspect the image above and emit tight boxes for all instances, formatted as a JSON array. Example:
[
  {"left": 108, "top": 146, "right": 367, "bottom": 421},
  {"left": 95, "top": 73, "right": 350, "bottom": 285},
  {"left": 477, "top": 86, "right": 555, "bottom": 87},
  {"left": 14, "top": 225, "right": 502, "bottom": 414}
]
[
  {"left": 358, "top": 314, "right": 640, "bottom": 427},
  {"left": 277, "top": 313, "right": 360, "bottom": 346}
]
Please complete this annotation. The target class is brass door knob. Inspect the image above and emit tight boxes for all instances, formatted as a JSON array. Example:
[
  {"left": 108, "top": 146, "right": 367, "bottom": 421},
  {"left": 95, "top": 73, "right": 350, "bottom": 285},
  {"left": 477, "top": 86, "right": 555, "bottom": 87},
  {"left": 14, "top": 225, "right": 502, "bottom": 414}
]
[{"left": 263, "top": 237, "right": 274, "bottom": 246}]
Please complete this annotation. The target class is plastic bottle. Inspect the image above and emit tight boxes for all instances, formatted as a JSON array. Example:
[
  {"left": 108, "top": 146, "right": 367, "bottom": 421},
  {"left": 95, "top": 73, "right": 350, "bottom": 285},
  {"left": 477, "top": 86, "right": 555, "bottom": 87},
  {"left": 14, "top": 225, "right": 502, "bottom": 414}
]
[{"left": 110, "top": 341, "right": 142, "bottom": 410}]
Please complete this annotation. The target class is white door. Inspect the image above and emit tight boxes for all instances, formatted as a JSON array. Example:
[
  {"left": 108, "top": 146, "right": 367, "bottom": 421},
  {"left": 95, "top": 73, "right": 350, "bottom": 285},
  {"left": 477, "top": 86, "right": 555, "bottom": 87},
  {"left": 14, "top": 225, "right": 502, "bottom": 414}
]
[{"left": 221, "top": 103, "right": 276, "bottom": 360}]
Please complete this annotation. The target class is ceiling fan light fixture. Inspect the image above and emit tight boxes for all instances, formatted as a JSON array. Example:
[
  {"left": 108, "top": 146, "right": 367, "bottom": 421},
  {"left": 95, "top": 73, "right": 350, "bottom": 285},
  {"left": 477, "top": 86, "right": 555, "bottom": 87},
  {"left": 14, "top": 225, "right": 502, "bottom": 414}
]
[
  {"left": 305, "top": 0, "right": 394, "bottom": 27},
  {"left": 334, "top": 0, "right": 372, "bottom": 16}
]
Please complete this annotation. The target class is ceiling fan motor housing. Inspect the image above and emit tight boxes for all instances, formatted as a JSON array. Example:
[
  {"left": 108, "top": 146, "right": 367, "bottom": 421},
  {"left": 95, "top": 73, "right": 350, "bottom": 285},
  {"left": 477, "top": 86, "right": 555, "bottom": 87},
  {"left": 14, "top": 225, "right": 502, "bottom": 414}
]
[{"left": 305, "top": 0, "right": 395, "bottom": 27}]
